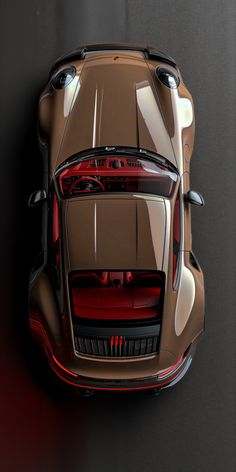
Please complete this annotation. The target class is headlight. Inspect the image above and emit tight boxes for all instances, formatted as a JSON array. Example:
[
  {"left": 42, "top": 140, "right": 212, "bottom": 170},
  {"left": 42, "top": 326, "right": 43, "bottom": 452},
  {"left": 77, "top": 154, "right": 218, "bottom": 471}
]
[
  {"left": 156, "top": 67, "right": 180, "bottom": 89},
  {"left": 52, "top": 66, "right": 76, "bottom": 89}
]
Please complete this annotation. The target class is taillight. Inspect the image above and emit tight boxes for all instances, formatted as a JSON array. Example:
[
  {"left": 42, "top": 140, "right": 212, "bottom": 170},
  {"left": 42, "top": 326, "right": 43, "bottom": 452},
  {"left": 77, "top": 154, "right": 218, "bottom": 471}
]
[
  {"left": 158, "top": 356, "right": 184, "bottom": 379},
  {"left": 52, "top": 355, "right": 78, "bottom": 378}
]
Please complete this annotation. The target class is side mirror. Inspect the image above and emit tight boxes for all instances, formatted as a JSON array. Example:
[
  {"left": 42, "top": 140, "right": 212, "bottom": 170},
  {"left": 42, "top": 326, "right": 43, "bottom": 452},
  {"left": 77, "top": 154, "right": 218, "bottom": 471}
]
[
  {"left": 28, "top": 189, "right": 47, "bottom": 207},
  {"left": 185, "top": 190, "right": 204, "bottom": 207}
]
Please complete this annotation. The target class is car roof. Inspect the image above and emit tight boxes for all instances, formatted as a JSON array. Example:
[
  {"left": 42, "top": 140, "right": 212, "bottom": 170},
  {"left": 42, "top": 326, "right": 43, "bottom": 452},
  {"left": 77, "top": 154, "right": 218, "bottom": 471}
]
[{"left": 60, "top": 195, "right": 167, "bottom": 272}]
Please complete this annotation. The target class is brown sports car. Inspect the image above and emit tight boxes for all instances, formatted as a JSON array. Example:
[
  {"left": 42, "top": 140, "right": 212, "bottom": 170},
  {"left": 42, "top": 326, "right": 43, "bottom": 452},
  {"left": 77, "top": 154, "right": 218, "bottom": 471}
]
[{"left": 28, "top": 44, "right": 205, "bottom": 394}]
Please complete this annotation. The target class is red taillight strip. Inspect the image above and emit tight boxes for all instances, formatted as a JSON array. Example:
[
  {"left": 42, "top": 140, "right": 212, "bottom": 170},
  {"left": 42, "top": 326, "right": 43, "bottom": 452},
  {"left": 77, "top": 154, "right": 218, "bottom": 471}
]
[
  {"left": 158, "top": 355, "right": 184, "bottom": 379},
  {"left": 51, "top": 365, "right": 186, "bottom": 391},
  {"left": 52, "top": 355, "right": 78, "bottom": 378},
  {"left": 50, "top": 355, "right": 187, "bottom": 391}
]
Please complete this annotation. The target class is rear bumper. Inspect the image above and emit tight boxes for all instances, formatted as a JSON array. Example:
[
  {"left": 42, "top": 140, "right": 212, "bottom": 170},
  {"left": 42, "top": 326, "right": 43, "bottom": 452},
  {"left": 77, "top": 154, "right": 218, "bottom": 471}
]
[
  {"left": 30, "top": 307, "right": 202, "bottom": 393},
  {"left": 47, "top": 343, "right": 195, "bottom": 393}
]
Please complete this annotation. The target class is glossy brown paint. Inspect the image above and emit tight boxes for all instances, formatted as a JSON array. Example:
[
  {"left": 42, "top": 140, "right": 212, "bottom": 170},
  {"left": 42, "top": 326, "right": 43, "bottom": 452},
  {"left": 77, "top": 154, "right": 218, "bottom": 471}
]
[
  {"left": 62, "top": 195, "right": 166, "bottom": 271},
  {"left": 39, "top": 49, "right": 194, "bottom": 175},
  {"left": 30, "top": 44, "right": 204, "bottom": 391}
]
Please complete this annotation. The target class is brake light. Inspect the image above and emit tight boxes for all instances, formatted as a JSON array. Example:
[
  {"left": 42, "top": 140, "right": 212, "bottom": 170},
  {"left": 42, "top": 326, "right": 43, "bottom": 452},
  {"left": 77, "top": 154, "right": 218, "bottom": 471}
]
[
  {"left": 52, "top": 355, "right": 78, "bottom": 378},
  {"left": 158, "top": 356, "right": 183, "bottom": 379}
]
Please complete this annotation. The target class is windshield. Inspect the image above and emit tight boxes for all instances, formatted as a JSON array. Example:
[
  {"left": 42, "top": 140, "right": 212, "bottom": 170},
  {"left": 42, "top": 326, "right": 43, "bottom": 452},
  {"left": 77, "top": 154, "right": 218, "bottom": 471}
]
[{"left": 57, "top": 155, "right": 177, "bottom": 198}]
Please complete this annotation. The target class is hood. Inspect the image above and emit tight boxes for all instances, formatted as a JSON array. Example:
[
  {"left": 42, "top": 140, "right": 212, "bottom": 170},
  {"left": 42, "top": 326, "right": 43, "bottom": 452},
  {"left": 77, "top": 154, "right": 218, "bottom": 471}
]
[
  {"left": 53, "top": 54, "right": 177, "bottom": 170},
  {"left": 61, "top": 195, "right": 167, "bottom": 272}
]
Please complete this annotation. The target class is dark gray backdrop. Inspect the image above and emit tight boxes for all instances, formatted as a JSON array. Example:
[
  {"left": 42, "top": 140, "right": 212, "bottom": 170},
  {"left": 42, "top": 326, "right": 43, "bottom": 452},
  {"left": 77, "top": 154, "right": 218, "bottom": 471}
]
[{"left": 0, "top": 1, "right": 235, "bottom": 471}]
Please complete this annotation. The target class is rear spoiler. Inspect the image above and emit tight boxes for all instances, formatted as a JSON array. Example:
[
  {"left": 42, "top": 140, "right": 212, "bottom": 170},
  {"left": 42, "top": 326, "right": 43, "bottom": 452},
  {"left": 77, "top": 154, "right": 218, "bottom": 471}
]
[{"left": 51, "top": 43, "right": 177, "bottom": 74}]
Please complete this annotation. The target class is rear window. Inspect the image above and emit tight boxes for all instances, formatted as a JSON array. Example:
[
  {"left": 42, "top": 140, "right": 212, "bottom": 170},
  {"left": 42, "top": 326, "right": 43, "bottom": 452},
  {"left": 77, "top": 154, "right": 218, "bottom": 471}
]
[
  {"left": 69, "top": 270, "right": 165, "bottom": 321},
  {"left": 57, "top": 156, "right": 177, "bottom": 198}
]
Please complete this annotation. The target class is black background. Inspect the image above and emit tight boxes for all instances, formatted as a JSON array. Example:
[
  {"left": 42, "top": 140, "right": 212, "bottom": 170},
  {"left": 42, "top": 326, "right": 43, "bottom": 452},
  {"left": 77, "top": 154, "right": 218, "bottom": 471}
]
[{"left": 0, "top": 1, "right": 236, "bottom": 471}]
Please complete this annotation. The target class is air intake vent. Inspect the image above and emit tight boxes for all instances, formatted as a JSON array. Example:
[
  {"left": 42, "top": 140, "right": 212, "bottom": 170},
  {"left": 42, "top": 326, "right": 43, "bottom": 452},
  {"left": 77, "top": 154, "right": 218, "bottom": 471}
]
[
  {"left": 126, "top": 158, "right": 142, "bottom": 167},
  {"left": 74, "top": 335, "right": 159, "bottom": 357},
  {"left": 89, "top": 159, "right": 106, "bottom": 167}
]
